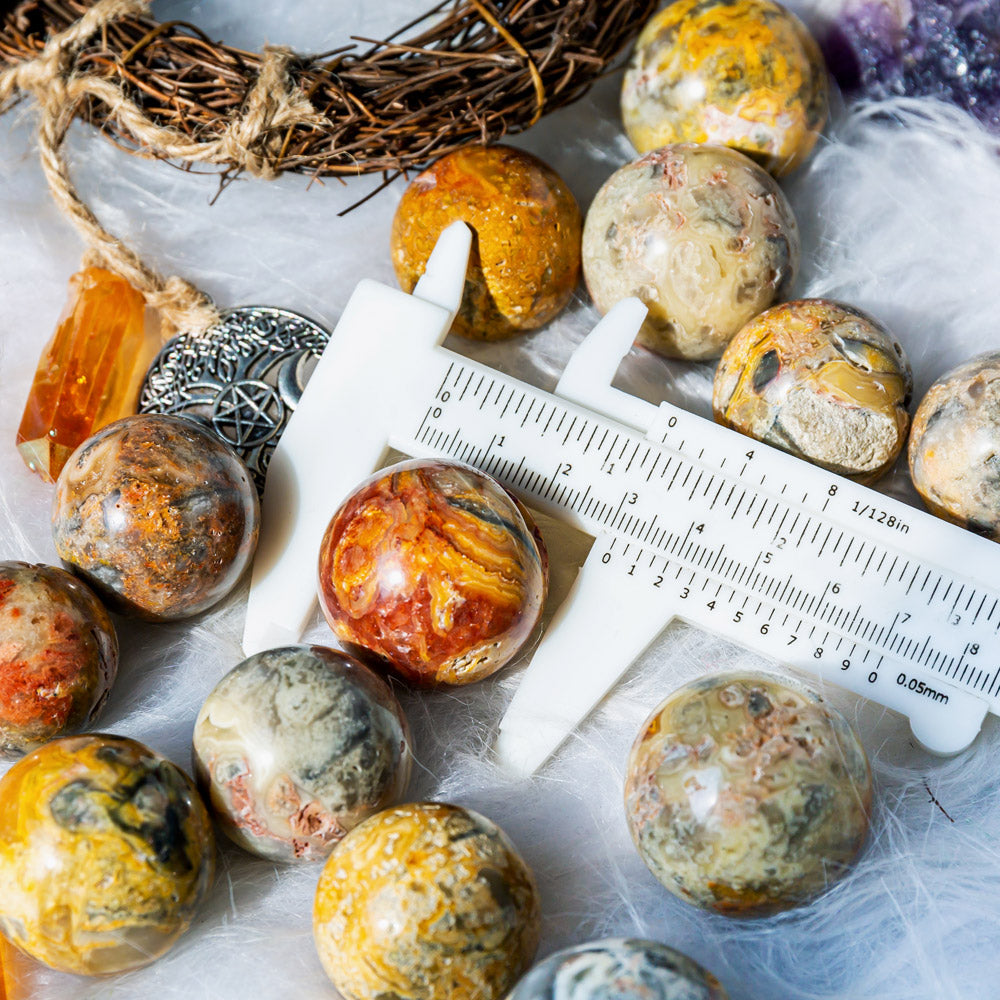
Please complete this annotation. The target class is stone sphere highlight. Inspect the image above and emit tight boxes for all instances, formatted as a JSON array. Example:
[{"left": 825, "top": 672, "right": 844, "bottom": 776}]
[
  {"left": 713, "top": 299, "right": 912, "bottom": 483},
  {"left": 582, "top": 144, "right": 798, "bottom": 360},
  {"left": 52, "top": 413, "right": 260, "bottom": 620},
  {"left": 313, "top": 802, "right": 541, "bottom": 1000},
  {"left": 624, "top": 672, "right": 872, "bottom": 917},
  {"left": 0, "top": 561, "right": 117, "bottom": 757},
  {"left": 193, "top": 644, "right": 413, "bottom": 862},
  {"left": 909, "top": 351, "right": 1000, "bottom": 540},
  {"left": 391, "top": 144, "right": 582, "bottom": 340},
  {"left": 318, "top": 459, "right": 547, "bottom": 686},
  {"left": 0, "top": 734, "right": 214, "bottom": 975},
  {"left": 508, "top": 938, "right": 729, "bottom": 1000},
  {"left": 622, "top": 0, "right": 829, "bottom": 175}
]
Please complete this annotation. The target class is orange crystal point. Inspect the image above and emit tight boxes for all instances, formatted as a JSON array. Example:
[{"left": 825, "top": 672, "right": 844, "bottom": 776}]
[
  {"left": 0, "top": 936, "right": 28, "bottom": 1000},
  {"left": 16, "top": 267, "right": 162, "bottom": 482}
]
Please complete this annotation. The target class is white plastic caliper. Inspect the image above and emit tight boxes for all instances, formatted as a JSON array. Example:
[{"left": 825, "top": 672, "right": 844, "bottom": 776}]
[{"left": 245, "top": 222, "right": 996, "bottom": 776}]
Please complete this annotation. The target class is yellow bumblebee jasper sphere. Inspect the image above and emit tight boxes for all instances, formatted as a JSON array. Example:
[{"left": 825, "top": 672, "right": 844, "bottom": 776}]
[
  {"left": 624, "top": 673, "right": 872, "bottom": 917},
  {"left": 0, "top": 734, "right": 214, "bottom": 975},
  {"left": 713, "top": 299, "right": 912, "bottom": 483},
  {"left": 391, "top": 144, "right": 582, "bottom": 341},
  {"left": 909, "top": 352, "right": 1000, "bottom": 539},
  {"left": 621, "top": 0, "right": 829, "bottom": 176},
  {"left": 582, "top": 144, "right": 798, "bottom": 360},
  {"left": 313, "top": 802, "right": 541, "bottom": 1000}
]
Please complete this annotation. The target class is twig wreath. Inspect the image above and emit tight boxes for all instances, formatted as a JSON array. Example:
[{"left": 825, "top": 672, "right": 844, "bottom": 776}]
[{"left": 0, "top": 0, "right": 654, "bottom": 333}]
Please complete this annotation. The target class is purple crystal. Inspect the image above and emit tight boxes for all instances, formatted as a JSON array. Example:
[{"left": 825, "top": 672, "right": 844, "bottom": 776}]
[{"left": 822, "top": 0, "right": 1000, "bottom": 132}]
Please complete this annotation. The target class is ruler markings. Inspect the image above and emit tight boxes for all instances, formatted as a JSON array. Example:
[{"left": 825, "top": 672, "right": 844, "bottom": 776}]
[{"left": 413, "top": 352, "right": 1000, "bottom": 733}]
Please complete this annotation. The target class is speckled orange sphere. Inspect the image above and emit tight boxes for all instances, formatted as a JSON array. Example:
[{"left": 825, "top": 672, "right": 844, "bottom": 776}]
[
  {"left": 313, "top": 802, "right": 541, "bottom": 1000},
  {"left": 0, "top": 562, "right": 117, "bottom": 758},
  {"left": 318, "top": 459, "right": 548, "bottom": 687},
  {"left": 391, "top": 145, "right": 582, "bottom": 340}
]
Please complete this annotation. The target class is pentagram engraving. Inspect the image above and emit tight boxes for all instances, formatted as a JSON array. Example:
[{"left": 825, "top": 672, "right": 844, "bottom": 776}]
[
  {"left": 211, "top": 380, "right": 284, "bottom": 448},
  {"left": 139, "top": 306, "right": 331, "bottom": 494}
]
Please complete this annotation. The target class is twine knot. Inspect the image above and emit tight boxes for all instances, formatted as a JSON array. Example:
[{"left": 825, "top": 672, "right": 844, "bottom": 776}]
[{"left": 0, "top": 0, "right": 329, "bottom": 336}]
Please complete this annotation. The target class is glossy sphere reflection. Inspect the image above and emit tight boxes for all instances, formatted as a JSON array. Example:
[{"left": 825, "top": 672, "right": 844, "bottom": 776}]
[
  {"left": 313, "top": 802, "right": 541, "bottom": 1000},
  {"left": 582, "top": 144, "right": 798, "bottom": 360},
  {"left": 508, "top": 938, "right": 729, "bottom": 1000},
  {"left": 624, "top": 673, "right": 872, "bottom": 917},
  {"left": 193, "top": 645, "right": 413, "bottom": 862},
  {"left": 909, "top": 351, "right": 1000, "bottom": 539},
  {"left": 622, "top": 0, "right": 829, "bottom": 175},
  {"left": 0, "top": 562, "right": 117, "bottom": 757},
  {"left": 0, "top": 734, "right": 215, "bottom": 974},
  {"left": 318, "top": 460, "right": 547, "bottom": 686},
  {"left": 714, "top": 299, "right": 912, "bottom": 483},
  {"left": 391, "top": 144, "right": 582, "bottom": 340},
  {"left": 52, "top": 413, "right": 260, "bottom": 620}
]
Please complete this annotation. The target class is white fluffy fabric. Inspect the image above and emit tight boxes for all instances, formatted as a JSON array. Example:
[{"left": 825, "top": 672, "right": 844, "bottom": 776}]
[{"left": 3, "top": 2, "right": 1000, "bottom": 998}]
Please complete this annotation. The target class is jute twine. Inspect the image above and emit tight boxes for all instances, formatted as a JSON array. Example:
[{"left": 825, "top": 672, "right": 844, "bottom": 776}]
[{"left": 0, "top": 0, "right": 329, "bottom": 336}]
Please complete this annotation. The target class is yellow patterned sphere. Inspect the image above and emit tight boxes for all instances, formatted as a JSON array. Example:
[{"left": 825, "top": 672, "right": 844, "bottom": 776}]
[
  {"left": 621, "top": 0, "right": 829, "bottom": 176},
  {"left": 0, "top": 734, "right": 215, "bottom": 975},
  {"left": 313, "top": 802, "right": 541, "bottom": 1000},
  {"left": 713, "top": 299, "right": 912, "bottom": 483},
  {"left": 391, "top": 145, "right": 582, "bottom": 341}
]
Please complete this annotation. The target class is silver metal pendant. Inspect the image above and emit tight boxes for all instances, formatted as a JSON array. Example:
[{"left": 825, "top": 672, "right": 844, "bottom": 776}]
[{"left": 138, "top": 306, "right": 331, "bottom": 493}]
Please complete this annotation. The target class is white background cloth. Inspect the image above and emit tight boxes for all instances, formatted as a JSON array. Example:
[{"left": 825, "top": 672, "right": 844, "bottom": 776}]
[{"left": 2, "top": 2, "right": 1000, "bottom": 997}]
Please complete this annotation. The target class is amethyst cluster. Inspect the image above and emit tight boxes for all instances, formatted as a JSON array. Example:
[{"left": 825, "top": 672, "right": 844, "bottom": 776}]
[{"left": 823, "top": 0, "right": 1000, "bottom": 132}]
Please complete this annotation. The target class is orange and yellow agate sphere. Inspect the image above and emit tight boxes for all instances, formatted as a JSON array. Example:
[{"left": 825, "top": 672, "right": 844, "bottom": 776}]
[{"left": 318, "top": 459, "right": 547, "bottom": 686}]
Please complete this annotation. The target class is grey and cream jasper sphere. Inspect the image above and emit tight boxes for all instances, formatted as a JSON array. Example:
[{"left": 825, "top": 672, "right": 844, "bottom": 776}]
[
  {"left": 909, "top": 351, "right": 1000, "bottom": 539},
  {"left": 582, "top": 143, "right": 799, "bottom": 360},
  {"left": 624, "top": 671, "right": 872, "bottom": 917},
  {"left": 192, "top": 645, "right": 412, "bottom": 862},
  {"left": 506, "top": 938, "right": 728, "bottom": 999}
]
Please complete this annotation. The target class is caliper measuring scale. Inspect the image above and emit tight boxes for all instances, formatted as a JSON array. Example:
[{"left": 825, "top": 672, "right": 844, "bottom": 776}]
[{"left": 245, "top": 222, "right": 997, "bottom": 775}]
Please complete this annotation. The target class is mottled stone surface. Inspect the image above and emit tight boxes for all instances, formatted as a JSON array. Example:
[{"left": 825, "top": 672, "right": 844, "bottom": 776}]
[
  {"left": 624, "top": 672, "right": 872, "bottom": 917},
  {"left": 0, "top": 562, "right": 117, "bottom": 758},
  {"left": 391, "top": 144, "right": 582, "bottom": 341},
  {"left": 318, "top": 459, "right": 547, "bottom": 686},
  {"left": 0, "top": 734, "right": 214, "bottom": 975},
  {"left": 622, "top": 0, "right": 828, "bottom": 176},
  {"left": 713, "top": 299, "right": 912, "bottom": 483},
  {"left": 822, "top": 0, "right": 1000, "bottom": 134},
  {"left": 909, "top": 351, "right": 1000, "bottom": 539},
  {"left": 52, "top": 413, "right": 260, "bottom": 620},
  {"left": 508, "top": 938, "right": 728, "bottom": 1000},
  {"left": 313, "top": 802, "right": 540, "bottom": 1000},
  {"left": 193, "top": 645, "right": 413, "bottom": 862},
  {"left": 582, "top": 144, "right": 798, "bottom": 360}
]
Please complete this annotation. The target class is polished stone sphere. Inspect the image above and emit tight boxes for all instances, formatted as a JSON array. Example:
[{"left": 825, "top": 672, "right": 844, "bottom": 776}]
[
  {"left": 193, "top": 645, "right": 412, "bottom": 862},
  {"left": 622, "top": 0, "right": 829, "bottom": 175},
  {"left": 713, "top": 299, "right": 912, "bottom": 483},
  {"left": 313, "top": 802, "right": 541, "bottom": 1000},
  {"left": 0, "top": 734, "right": 214, "bottom": 975},
  {"left": 0, "top": 561, "right": 117, "bottom": 758},
  {"left": 624, "top": 672, "right": 872, "bottom": 917},
  {"left": 582, "top": 144, "right": 798, "bottom": 360},
  {"left": 318, "top": 459, "right": 547, "bottom": 686},
  {"left": 508, "top": 938, "right": 729, "bottom": 999},
  {"left": 391, "top": 144, "right": 582, "bottom": 341},
  {"left": 52, "top": 413, "right": 260, "bottom": 620},
  {"left": 909, "top": 351, "right": 1000, "bottom": 539}
]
